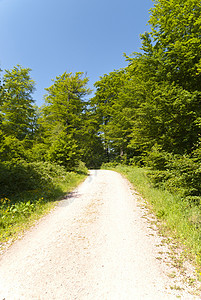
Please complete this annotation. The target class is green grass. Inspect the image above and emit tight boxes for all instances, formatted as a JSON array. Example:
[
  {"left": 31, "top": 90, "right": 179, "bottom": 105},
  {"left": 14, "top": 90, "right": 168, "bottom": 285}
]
[
  {"left": 104, "top": 164, "right": 201, "bottom": 271},
  {"left": 0, "top": 171, "right": 87, "bottom": 247}
]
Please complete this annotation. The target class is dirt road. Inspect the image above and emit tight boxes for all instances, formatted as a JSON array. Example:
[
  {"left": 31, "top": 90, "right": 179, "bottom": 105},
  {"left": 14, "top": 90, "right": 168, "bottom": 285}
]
[{"left": 0, "top": 170, "right": 199, "bottom": 299}]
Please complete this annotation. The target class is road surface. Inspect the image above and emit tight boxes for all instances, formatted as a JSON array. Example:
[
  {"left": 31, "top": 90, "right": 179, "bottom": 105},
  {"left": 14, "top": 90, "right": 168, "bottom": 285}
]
[{"left": 0, "top": 170, "right": 199, "bottom": 299}]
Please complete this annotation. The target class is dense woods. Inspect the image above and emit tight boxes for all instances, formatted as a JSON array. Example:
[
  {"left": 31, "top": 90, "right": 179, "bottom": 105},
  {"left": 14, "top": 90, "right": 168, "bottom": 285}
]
[
  {"left": 0, "top": 0, "right": 201, "bottom": 218},
  {"left": 92, "top": 0, "right": 201, "bottom": 205}
]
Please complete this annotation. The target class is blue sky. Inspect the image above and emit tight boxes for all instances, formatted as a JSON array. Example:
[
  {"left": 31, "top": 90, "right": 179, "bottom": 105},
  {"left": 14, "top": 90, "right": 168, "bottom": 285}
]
[{"left": 0, "top": 0, "right": 153, "bottom": 106}]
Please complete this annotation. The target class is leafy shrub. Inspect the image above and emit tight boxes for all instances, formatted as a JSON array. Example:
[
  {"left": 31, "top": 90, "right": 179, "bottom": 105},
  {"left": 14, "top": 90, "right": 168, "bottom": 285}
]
[
  {"left": 145, "top": 145, "right": 172, "bottom": 170},
  {"left": 0, "top": 160, "right": 71, "bottom": 197},
  {"left": 47, "top": 131, "right": 80, "bottom": 171},
  {"left": 101, "top": 161, "right": 119, "bottom": 169},
  {"left": 9, "top": 201, "right": 35, "bottom": 216},
  {"left": 27, "top": 142, "right": 49, "bottom": 162},
  {"left": 0, "top": 134, "right": 28, "bottom": 162},
  {"left": 75, "top": 161, "right": 88, "bottom": 174},
  {"left": 129, "top": 156, "right": 145, "bottom": 167},
  {"left": 146, "top": 146, "right": 201, "bottom": 202}
]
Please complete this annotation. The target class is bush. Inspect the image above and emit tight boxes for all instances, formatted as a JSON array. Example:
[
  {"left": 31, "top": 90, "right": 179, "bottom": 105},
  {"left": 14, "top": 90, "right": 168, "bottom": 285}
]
[
  {"left": 145, "top": 146, "right": 201, "bottom": 202},
  {"left": 0, "top": 134, "right": 28, "bottom": 162},
  {"left": 101, "top": 161, "right": 119, "bottom": 169},
  {"left": 47, "top": 132, "right": 80, "bottom": 171},
  {"left": 145, "top": 145, "right": 172, "bottom": 170},
  {"left": 0, "top": 160, "right": 70, "bottom": 197},
  {"left": 75, "top": 161, "right": 88, "bottom": 174},
  {"left": 27, "top": 142, "right": 49, "bottom": 162}
]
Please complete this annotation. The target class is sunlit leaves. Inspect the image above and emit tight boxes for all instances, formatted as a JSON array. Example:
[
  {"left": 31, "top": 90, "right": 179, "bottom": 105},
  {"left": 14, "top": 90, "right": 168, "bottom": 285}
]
[
  {"left": 1, "top": 65, "right": 36, "bottom": 140},
  {"left": 40, "top": 71, "right": 91, "bottom": 169},
  {"left": 149, "top": 0, "right": 201, "bottom": 90}
]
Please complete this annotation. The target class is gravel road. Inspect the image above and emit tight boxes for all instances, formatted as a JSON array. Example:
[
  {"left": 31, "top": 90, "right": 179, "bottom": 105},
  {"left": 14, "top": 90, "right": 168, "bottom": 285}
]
[{"left": 0, "top": 170, "right": 199, "bottom": 299}]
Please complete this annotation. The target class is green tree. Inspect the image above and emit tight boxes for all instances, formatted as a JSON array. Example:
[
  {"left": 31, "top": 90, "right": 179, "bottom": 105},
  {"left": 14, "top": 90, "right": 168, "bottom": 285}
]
[
  {"left": 47, "top": 129, "right": 79, "bottom": 170},
  {"left": 0, "top": 68, "right": 5, "bottom": 127},
  {"left": 1, "top": 65, "right": 36, "bottom": 140},
  {"left": 123, "top": 0, "right": 201, "bottom": 156},
  {"left": 91, "top": 70, "right": 133, "bottom": 161},
  {"left": 43, "top": 72, "right": 90, "bottom": 131},
  {"left": 78, "top": 110, "right": 105, "bottom": 168},
  {"left": 128, "top": 81, "right": 201, "bottom": 155},
  {"left": 149, "top": 0, "right": 201, "bottom": 91},
  {"left": 41, "top": 71, "right": 91, "bottom": 169}
]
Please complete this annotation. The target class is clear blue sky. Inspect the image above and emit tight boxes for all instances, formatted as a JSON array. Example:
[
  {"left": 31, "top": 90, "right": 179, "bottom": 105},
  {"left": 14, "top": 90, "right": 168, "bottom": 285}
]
[{"left": 0, "top": 0, "right": 153, "bottom": 106}]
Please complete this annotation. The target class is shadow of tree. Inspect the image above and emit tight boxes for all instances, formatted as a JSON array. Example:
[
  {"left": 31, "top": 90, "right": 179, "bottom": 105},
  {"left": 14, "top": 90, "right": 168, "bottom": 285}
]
[{"left": 0, "top": 161, "right": 63, "bottom": 202}]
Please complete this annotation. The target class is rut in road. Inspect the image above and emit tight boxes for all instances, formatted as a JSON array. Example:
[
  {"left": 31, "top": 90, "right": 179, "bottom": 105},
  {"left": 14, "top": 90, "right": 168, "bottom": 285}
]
[{"left": 0, "top": 170, "right": 198, "bottom": 299}]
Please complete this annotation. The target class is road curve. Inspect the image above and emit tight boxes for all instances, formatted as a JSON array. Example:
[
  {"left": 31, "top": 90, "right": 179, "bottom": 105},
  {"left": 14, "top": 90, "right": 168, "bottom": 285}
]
[{"left": 0, "top": 170, "right": 198, "bottom": 299}]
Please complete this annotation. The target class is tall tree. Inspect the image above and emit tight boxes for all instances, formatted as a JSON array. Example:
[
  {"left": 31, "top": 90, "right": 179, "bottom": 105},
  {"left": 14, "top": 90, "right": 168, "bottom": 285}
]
[
  {"left": 149, "top": 0, "right": 201, "bottom": 91},
  {"left": 42, "top": 72, "right": 90, "bottom": 135},
  {"left": 1, "top": 65, "right": 36, "bottom": 140},
  {"left": 41, "top": 71, "right": 92, "bottom": 169},
  {"left": 91, "top": 70, "right": 133, "bottom": 161},
  {"left": 124, "top": 0, "right": 201, "bottom": 156},
  {"left": 0, "top": 69, "right": 3, "bottom": 126}
]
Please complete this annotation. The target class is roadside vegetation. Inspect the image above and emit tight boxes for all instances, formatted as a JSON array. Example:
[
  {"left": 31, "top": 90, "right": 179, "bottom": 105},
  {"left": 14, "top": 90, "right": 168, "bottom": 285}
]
[
  {"left": 0, "top": 0, "right": 201, "bottom": 271},
  {"left": 103, "top": 163, "right": 201, "bottom": 275},
  {"left": 95, "top": 0, "right": 201, "bottom": 271},
  {"left": 0, "top": 67, "right": 91, "bottom": 245},
  {"left": 0, "top": 161, "right": 87, "bottom": 245}
]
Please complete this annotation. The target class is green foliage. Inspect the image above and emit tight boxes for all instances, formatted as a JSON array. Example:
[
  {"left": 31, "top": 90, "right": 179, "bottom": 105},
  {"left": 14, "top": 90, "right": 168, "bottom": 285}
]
[
  {"left": 145, "top": 145, "right": 172, "bottom": 170},
  {"left": 27, "top": 142, "right": 49, "bottom": 162},
  {"left": 0, "top": 133, "right": 28, "bottom": 162},
  {"left": 129, "top": 83, "right": 201, "bottom": 154},
  {"left": 0, "top": 160, "right": 75, "bottom": 197},
  {"left": 40, "top": 71, "right": 103, "bottom": 170},
  {"left": 0, "top": 169, "right": 86, "bottom": 243},
  {"left": 91, "top": 0, "right": 201, "bottom": 215},
  {"left": 74, "top": 160, "right": 88, "bottom": 174},
  {"left": 149, "top": 0, "right": 201, "bottom": 91},
  {"left": 8, "top": 201, "right": 35, "bottom": 217},
  {"left": 47, "top": 131, "right": 80, "bottom": 171},
  {"left": 80, "top": 132, "right": 105, "bottom": 168},
  {"left": 1, "top": 65, "right": 36, "bottom": 140},
  {"left": 101, "top": 161, "right": 119, "bottom": 169},
  {"left": 145, "top": 146, "right": 201, "bottom": 203},
  {"left": 42, "top": 71, "right": 90, "bottom": 134},
  {"left": 112, "top": 165, "right": 201, "bottom": 266},
  {"left": 91, "top": 69, "right": 134, "bottom": 161}
]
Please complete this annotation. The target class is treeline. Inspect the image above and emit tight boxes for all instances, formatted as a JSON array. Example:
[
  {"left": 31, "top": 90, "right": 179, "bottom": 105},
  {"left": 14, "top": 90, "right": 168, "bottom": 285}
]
[
  {"left": 92, "top": 0, "right": 201, "bottom": 203},
  {"left": 0, "top": 66, "right": 104, "bottom": 198},
  {"left": 1, "top": 0, "right": 201, "bottom": 206}
]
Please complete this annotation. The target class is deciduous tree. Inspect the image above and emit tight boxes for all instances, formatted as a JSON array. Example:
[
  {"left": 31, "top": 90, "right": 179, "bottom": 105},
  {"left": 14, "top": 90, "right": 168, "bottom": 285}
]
[{"left": 1, "top": 65, "right": 36, "bottom": 140}]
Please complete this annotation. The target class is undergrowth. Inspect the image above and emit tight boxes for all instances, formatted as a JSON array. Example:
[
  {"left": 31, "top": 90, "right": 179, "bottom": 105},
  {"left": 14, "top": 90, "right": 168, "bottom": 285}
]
[
  {"left": 103, "top": 163, "right": 201, "bottom": 271},
  {"left": 0, "top": 161, "right": 87, "bottom": 245}
]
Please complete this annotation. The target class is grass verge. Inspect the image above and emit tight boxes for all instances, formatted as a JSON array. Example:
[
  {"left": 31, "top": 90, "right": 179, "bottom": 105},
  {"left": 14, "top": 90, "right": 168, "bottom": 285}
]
[{"left": 104, "top": 164, "right": 201, "bottom": 275}]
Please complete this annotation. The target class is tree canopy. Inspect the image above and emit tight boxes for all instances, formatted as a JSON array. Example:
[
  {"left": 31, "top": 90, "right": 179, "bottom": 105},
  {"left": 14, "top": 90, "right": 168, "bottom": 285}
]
[
  {"left": 1, "top": 65, "right": 36, "bottom": 140},
  {"left": 1, "top": 0, "right": 201, "bottom": 201}
]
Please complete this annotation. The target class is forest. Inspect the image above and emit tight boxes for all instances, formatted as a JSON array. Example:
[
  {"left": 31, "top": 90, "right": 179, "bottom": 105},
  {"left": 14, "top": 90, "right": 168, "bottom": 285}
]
[{"left": 0, "top": 0, "right": 201, "bottom": 255}]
